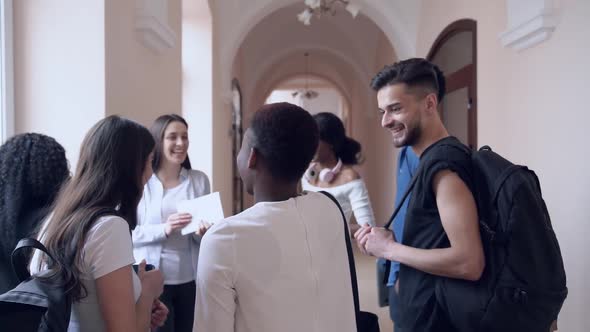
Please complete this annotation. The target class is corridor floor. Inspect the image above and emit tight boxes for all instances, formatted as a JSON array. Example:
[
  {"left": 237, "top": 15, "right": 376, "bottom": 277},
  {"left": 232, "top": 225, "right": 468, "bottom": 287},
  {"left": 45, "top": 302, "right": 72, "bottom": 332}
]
[{"left": 354, "top": 245, "right": 394, "bottom": 332}]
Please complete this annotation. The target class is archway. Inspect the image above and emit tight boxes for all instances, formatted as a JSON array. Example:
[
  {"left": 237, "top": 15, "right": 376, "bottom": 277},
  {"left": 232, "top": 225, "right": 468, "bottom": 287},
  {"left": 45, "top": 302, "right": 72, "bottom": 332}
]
[{"left": 265, "top": 74, "right": 350, "bottom": 123}]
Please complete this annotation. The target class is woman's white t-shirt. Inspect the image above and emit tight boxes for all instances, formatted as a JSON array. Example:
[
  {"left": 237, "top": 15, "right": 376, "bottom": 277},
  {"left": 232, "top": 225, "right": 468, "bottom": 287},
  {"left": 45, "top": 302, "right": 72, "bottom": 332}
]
[{"left": 30, "top": 215, "right": 141, "bottom": 332}]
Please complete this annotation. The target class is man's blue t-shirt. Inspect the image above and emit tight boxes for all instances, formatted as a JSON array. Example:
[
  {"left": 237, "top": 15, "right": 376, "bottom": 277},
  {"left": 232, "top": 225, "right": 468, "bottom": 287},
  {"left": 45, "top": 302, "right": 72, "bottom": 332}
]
[{"left": 387, "top": 146, "right": 419, "bottom": 286}]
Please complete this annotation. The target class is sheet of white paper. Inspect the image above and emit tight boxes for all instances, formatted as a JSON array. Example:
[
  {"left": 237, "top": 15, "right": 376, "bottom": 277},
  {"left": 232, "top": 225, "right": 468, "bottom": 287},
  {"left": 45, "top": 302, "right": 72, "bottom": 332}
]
[{"left": 177, "top": 192, "right": 225, "bottom": 236}]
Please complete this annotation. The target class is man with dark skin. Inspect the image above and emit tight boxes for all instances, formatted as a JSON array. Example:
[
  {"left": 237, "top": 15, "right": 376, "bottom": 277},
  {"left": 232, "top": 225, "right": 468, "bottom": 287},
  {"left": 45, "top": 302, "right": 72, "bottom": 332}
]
[{"left": 194, "top": 102, "right": 356, "bottom": 332}]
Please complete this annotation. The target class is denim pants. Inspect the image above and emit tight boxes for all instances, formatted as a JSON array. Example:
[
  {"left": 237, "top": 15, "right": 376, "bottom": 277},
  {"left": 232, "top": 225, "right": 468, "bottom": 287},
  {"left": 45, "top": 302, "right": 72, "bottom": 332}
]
[{"left": 389, "top": 285, "right": 403, "bottom": 332}]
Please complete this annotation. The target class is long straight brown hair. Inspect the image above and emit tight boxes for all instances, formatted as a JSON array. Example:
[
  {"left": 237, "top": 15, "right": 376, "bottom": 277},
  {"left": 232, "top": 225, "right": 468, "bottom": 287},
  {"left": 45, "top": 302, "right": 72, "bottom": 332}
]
[
  {"left": 150, "top": 114, "right": 192, "bottom": 172},
  {"left": 38, "top": 116, "right": 155, "bottom": 300}
]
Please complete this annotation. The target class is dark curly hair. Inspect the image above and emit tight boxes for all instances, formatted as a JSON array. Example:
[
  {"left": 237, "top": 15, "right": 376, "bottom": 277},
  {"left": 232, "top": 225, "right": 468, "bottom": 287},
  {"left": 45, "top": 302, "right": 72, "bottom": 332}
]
[
  {"left": 251, "top": 103, "right": 319, "bottom": 182},
  {"left": 313, "top": 112, "right": 362, "bottom": 165},
  {"left": 0, "top": 133, "right": 69, "bottom": 260},
  {"left": 370, "top": 58, "right": 446, "bottom": 103}
]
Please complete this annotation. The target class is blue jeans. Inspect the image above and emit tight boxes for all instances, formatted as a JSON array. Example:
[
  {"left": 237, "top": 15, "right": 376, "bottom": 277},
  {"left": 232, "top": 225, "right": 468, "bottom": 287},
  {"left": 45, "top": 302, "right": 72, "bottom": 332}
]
[{"left": 389, "top": 285, "right": 403, "bottom": 332}]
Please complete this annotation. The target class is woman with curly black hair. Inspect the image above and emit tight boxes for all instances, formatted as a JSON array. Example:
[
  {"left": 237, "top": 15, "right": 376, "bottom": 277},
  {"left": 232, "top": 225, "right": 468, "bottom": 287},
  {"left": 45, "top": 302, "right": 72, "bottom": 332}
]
[{"left": 0, "top": 133, "right": 70, "bottom": 293}]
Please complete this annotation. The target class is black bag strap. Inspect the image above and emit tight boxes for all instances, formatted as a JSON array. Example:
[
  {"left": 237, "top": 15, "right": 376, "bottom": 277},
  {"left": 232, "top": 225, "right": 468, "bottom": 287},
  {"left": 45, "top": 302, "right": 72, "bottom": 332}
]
[
  {"left": 383, "top": 175, "right": 418, "bottom": 230},
  {"left": 319, "top": 191, "right": 362, "bottom": 329},
  {"left": 492, "top": 164, "right": 526, "bottom": 203},
  {"left": 11, "top": 238, "right": 54, "bottom": 282},
  {"left": 384, "top": 156, "right": 427, "bottom": 230},
  {"left": 11, "top": 207, "right": 118, "bottom": 282},
  {"left": 384, "top": 140, "right": 475, "bottom": 230}
]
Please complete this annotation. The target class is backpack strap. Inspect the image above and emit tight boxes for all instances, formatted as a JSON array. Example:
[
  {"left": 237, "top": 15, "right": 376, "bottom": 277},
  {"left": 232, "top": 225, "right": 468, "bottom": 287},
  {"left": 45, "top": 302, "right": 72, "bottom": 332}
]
[
  {"left": 384, "top": 156, "right": 426, "bottom": 230},
  {"left": 11, "top": 207, "right": 119, "bottom": 282},
  {"left": 492, "top": 165, "right": 527, "bottom": 203},
  {"left": 11, "top": 238, "right": 54, "bottom": 282},
  {"left": 318, "top": 191, "right": 361, "bottom": 330},
  {"left": 384, "top": 175, "right": 417, "bottom": 230}
]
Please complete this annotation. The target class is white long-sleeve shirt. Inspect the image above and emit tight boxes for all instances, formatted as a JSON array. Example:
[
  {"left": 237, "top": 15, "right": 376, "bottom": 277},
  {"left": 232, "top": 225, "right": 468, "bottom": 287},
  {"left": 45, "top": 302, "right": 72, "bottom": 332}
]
[
  {"left": 194, "top": 191, "right": 356, "bottom": 332},
  {"left": 302, "top": 178, "right": 376, "bottom": 226},
  {"left": 132, "top": 168, "right": 210, "bottom": 282}
]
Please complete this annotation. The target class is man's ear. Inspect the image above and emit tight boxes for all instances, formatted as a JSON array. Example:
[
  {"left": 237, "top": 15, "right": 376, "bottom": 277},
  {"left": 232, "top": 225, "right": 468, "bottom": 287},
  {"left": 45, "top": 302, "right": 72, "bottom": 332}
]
[
  {"left": 247, "top": 147, "right": 257, "bottom": 169},
  {"left": 425, "top": 93, "right": 439, "bottom": 114}
]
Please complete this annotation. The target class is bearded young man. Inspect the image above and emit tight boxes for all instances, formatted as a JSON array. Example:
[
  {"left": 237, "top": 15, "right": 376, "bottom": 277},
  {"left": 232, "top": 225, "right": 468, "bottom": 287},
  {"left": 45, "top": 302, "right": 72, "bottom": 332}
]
[{"left": 355, "top": 58, "right": 485, "bottom": 332}]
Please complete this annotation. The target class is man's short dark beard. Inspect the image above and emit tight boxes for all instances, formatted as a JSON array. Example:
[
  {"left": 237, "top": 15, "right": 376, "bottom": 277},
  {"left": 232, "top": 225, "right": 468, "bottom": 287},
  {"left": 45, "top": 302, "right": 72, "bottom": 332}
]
[{"left": 394, "top": 121, "right": 421, "bottom": 148}]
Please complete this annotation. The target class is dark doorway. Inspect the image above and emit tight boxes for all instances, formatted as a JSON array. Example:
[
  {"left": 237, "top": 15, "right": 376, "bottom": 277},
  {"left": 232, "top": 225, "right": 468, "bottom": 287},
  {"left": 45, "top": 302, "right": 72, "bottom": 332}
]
[{"left": 428, "top": 19, "right": 477, "bottom": 149}]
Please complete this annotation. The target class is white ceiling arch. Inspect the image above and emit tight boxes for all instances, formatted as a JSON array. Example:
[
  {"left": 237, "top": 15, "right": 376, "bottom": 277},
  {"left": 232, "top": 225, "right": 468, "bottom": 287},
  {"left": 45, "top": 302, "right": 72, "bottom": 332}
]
[
  {"left": 209, "top": 0, "right": 421, "bottom": 92},
  {"left": 263, "top": 73, "right": 352, "bottom": 122},
  {"left": 236, "top": 2, "right": 381, "bottom": 84},
  {"left": 258, "top": 71, "right": 351, "bottom": 110},
  {"left": 245, "top": 43, "right": 370, "bottom": 102},
  {"left": 244, "top": 45, "right": 373, "bottom": 121}
]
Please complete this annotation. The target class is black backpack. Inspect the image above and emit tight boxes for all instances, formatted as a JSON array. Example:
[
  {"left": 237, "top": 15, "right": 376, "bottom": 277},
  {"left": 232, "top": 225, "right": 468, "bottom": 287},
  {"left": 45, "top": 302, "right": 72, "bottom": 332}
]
[
  {"left": 0, "top": 238, "right": 72, "bottom": 332},
  {"left": 440, "top": 145, "right": 567, "bottom": 331},
  {"left": 388, "top": 144, "right": 568, "bottom": 332}
]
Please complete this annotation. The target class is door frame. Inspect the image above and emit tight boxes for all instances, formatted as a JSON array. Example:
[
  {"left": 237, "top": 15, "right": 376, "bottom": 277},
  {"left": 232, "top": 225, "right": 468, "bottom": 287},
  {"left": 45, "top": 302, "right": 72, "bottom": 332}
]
[{"left": 427, "top": 19, "right": 478, "bottom": 149}]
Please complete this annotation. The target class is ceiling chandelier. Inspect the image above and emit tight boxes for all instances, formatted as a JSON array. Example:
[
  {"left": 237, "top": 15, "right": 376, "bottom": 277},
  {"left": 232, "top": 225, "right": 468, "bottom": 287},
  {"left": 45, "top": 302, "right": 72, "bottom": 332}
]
[
  {"left": 292, "top": 52, "right": 319, "bottom": 100},
  {"left": 297, "top": 0, "right": 361, "bottom": 26}
]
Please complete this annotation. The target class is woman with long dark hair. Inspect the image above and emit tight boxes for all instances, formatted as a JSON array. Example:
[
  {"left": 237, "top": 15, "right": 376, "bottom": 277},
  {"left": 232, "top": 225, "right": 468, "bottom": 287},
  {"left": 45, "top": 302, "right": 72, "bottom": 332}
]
[
  {"left": 132, "top": 114, "right": 211, "bottom": 332},
  {"left": 0, "top": 133, "right": 69, "bottom": 294},
  {"left": 302, "top": 112, "right": 375, "bottom": 231},
  {"left": 30, "top": 116, "right": 168, "bottom": 331}
]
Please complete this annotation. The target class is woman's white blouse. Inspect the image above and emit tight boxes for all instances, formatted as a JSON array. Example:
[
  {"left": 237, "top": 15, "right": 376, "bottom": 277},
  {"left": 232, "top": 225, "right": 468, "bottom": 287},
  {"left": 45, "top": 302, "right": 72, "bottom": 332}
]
[
  {"left": 132, "top": 168, "right": 210, "bottom": 281},
  {"left": 301, "top": 177, "right": 376, "bottom": 226}
]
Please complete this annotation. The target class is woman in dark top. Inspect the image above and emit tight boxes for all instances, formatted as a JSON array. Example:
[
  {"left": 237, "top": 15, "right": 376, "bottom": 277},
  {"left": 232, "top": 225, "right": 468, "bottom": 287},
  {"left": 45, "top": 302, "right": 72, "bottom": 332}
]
[{"left": 0, "top": 133, "right": 69, "bottom": 293}]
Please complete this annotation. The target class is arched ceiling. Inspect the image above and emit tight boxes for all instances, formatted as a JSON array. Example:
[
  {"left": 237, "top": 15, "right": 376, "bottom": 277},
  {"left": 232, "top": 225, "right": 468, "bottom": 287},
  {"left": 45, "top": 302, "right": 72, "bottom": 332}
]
[
  {"left": 245, "top": 47, "right": 362, "bottom": 119},
  {"left": 238, "top": 1, "right": 384, "bottom": 81},
  {"left": 234, "top": 1, "right": 404, "bottom": 116},
  {"left": 208, "top": 0, "right": 422, "bottom": 93}
]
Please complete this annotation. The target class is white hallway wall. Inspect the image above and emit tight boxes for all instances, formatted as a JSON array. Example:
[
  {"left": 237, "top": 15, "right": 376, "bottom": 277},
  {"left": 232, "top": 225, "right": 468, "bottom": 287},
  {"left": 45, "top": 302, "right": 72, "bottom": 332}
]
[
  {"left": 182, "top": 0, "right": 213, "bottom": 179},
  {"left": 14, "top": 0, "right": 185, "bottom": 171},
  {"left": 417, "top": 0, "right": 590, "bottom": 330},
  {"left": 105, "top": 0, "right": 182, "bottom": 128},
  {"left": 13, "top": 0, "right": 106, "bottom": 167}
]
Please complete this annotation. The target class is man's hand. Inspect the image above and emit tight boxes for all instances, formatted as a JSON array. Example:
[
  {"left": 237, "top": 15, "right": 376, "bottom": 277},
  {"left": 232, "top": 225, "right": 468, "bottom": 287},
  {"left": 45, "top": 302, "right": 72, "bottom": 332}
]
[
  {"left": 150, "top": 299, "right": 169, "bottom": 330},
  {"left": 349, "top": 223, "right": 361, "bottom": 236},
  {"left": 354, "top": 225, "right": 372, "bottom": 254},
  {"left": 355, "top": 225, "right": 397, "bottom": 259},
  {"left": 195, "top": 220, "right": 213, "bottom": 236}
]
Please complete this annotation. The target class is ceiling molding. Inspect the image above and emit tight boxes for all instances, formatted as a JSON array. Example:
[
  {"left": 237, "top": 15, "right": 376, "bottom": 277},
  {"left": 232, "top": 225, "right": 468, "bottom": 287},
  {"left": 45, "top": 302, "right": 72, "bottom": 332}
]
[
  {"left": 499, "top": 0, "right": 560, "bottom": 52},
  {"left": 135, "top": 0, "right": 176, "bottom": 53}
]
